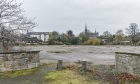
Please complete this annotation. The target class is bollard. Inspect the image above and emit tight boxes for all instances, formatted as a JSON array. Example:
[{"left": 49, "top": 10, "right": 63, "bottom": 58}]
[
  {"left": 82, "top": 61, "right": 87, "bottom": 73},
  {"left": 57, "top": 60, "right": 63, "bottom": 70}
]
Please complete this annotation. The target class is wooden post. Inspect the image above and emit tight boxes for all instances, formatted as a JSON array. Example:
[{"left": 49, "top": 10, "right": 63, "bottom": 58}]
[
  {"left": 57, "top": 60, "right": 63, "bottom": 70},
  {"left": 82, "top": 61, "right": 87, "bottom": 73}
]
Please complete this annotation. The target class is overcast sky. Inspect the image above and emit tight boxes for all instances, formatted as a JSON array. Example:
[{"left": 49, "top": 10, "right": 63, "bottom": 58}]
[{"left": 20, "top": 0, "right": 140, "bottom": 35}]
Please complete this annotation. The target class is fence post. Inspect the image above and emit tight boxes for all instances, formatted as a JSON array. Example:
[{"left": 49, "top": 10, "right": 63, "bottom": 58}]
[
  {"left": 82, "top": 61, "right": 87, "bottom": 73},
  {"left": 57, "top": 60, "right": 63, "bottom": 70}
]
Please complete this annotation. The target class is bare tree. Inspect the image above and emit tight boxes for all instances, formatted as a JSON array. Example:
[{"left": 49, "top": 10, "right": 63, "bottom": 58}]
[
  {"left": 126, "top": 23, "right": 139, "bottom": 45},
  {"left": 0, "top": 0, "right": 37, "bottom": 51}
]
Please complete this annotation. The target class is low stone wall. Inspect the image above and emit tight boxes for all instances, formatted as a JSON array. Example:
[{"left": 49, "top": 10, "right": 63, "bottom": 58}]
[
  {"left": 0, "top": 51, "right": 40, "bottom": 72},
  {"left": 115, "top": 52, "right": 140, "bottom": 77}
]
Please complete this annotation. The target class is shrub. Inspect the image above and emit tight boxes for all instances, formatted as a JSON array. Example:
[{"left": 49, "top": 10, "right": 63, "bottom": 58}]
[{"left": 85, "top": 38, "right": 101, "bottom": 45}]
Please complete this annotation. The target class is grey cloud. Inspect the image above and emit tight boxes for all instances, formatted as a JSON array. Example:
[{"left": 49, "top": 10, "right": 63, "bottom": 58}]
[{"left": 20, "top": 0, "right": 140, "bottom": 35}]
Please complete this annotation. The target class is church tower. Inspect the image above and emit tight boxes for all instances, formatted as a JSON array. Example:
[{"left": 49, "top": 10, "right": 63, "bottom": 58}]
[
  {"left": 95, "top": 28, "right": 99, "bottom": 36},
  {"left": 85, "top": 24, "right": 88, "bottom": 35}
]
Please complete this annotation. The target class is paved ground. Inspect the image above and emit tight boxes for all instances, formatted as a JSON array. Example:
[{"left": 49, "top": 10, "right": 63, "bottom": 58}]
[{"left": 14, "top": 45, "right": 140, "bottom": 65}]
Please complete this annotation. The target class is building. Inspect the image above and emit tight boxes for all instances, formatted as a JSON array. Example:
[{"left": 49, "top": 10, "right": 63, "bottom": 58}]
[
  {"left": 21, "top": 32, "right": 50, "bottom": 44},
  {"left": 22, "top": 37, "right": 42, "bottom": 44},
  {"left": 84, "top": 24, "right": 99, "bottom": 39},
  {"left": 26, "top": 32, "right": 50, "bottom": 42}
]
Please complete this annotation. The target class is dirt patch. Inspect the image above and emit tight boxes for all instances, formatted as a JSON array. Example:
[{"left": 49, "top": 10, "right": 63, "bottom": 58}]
[{"left": 47, "top": 51, "right": 72, "bottom": 54}]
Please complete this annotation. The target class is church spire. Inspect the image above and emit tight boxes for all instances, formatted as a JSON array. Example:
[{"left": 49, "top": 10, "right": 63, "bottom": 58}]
[{"left": 85, "top": 24, "right": 88, "bottom": 34}]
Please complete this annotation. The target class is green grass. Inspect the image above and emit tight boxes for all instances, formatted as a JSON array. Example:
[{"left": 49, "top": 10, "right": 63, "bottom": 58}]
[
  {"left": 44, "top": 70, "right": 107, "bottom": 84},
  {"left": 0, "top": 68, "right": 39, "bottom": 78}
]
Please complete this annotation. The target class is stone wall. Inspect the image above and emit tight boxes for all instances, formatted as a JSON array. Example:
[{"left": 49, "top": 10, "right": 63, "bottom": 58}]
[
  {"left": 0, "top": 51, "right": 40, "bottom": 72},
  {"left": 115, "top": 52, "right": 140, "bottom": 77}
]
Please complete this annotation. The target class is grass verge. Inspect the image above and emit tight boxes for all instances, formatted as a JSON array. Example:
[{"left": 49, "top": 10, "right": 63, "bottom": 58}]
[
  {"left": 0, "top": 68, "right": 39, "bottom": 78},
  {"left": 44, "top": 69, "right": 106, "bottom": 84}
]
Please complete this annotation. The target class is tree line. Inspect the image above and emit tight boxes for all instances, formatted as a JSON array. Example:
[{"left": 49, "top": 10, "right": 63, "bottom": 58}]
[{"left": 48, "top": 23, "right": 140, "bottom": 45}]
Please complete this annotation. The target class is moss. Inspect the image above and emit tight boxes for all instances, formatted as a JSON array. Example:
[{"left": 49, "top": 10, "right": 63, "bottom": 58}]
[
  {"left": 44, "top": 70, "right": 106, "bottom": 84},
  {"left": 0, "top": 68, "right": 39, "bottom": 78}
]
